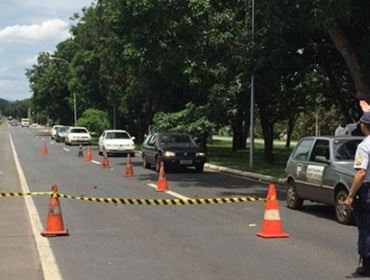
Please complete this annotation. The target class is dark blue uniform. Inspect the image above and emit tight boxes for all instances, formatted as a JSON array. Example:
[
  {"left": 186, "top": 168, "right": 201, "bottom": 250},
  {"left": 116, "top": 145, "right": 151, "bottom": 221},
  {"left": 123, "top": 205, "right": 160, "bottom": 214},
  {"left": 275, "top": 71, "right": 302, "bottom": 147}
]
[{"left": 353, "top": 133, "right": 370, "bottom": 273}]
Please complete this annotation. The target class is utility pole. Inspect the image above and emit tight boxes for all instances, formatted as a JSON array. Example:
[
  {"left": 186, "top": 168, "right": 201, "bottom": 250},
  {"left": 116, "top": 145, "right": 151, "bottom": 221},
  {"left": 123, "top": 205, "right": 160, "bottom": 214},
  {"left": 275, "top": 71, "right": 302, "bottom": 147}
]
[{"left": 249, "top": 0, "right": 255, "bottom": 168}]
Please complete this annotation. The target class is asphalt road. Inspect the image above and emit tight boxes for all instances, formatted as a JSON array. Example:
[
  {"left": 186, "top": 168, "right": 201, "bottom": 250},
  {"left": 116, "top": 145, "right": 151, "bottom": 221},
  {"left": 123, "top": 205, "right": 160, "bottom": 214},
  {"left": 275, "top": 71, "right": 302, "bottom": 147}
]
[{"left": 0, "top": 123, "right": 364, "bottom": 279}]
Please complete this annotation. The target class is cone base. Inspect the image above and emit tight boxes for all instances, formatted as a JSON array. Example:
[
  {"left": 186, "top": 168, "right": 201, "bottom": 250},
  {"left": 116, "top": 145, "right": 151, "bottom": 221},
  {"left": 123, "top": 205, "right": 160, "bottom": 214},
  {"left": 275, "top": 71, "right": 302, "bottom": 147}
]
[
  {"left": 156, "top": 179, "right": 168, "bottom": 192},
  {"left": 256, "top": 231, "right": 289, "bottom": 238},
  {"left": 102, "top": 163, "right": 110, "bottom": 168},
  {"left": 41, "top": 229, "right": 69, "bottom": 237},
  {"left": 125, "top": 168, "right": 134, "bottom": 176}
]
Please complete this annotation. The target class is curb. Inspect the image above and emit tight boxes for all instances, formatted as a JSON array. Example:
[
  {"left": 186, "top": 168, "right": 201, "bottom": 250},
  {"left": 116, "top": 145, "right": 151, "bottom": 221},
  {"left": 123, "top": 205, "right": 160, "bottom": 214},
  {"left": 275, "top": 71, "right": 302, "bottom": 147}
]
[
  {"left": 204, "top": 163, "right": 286, "bottom": 185},
  {"left": 136, "top": 150, "right": 285, "bottom": 184}
]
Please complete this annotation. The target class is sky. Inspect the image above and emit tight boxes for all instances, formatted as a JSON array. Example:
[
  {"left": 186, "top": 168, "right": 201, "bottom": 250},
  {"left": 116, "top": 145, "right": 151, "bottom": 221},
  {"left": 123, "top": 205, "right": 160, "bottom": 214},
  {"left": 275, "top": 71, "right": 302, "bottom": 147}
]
[{"left": 0, "top": 0, "right": 94, "bottom": 101}]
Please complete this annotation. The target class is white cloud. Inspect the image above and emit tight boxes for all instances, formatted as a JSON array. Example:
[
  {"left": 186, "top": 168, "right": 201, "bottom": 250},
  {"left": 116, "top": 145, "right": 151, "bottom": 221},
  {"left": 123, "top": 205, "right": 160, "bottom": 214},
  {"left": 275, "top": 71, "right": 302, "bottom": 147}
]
[
  {"left": 24, "top": 55, "right": 38, "bottom": 66},
  {"left": 0, "top": 19, "right": 70, "bottom": 44}
]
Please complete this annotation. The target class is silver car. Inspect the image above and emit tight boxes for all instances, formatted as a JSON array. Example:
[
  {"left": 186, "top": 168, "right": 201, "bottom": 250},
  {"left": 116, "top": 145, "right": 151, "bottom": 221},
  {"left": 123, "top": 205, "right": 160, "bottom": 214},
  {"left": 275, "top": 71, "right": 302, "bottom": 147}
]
[{"left": 285, "top": 136, "right": 364, "bottom": 224}]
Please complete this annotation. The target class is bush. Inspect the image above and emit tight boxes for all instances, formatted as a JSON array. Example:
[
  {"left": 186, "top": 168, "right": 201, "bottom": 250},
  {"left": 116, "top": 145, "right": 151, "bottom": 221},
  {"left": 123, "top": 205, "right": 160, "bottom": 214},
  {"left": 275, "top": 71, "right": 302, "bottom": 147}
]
[{"left": 77, "top": 109, "right": 109, "bottom": 135}]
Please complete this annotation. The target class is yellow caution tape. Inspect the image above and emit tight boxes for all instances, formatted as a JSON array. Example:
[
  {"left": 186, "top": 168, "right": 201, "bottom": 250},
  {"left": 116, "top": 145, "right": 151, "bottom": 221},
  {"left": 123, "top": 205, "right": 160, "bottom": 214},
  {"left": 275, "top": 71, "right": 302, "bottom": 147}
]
[
  {"left": 54, "top": 193, "right": 265, "bottom": 205},
  {"left": 0, "top": 191, "right": 53, "bottom": 197},
  {"left": 0, "top": 191, "right": 266, "bottom": 205}
]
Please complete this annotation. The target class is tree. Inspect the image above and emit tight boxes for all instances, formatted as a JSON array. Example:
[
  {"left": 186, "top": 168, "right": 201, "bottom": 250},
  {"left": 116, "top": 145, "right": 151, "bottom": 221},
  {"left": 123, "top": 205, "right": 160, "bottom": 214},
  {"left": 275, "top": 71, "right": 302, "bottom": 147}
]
[
  {"left": 152, "top": 103, "right": 215, "bottom": 152},
  {"left": 77, "top": 108, "right": 110, "bottom": 135}
]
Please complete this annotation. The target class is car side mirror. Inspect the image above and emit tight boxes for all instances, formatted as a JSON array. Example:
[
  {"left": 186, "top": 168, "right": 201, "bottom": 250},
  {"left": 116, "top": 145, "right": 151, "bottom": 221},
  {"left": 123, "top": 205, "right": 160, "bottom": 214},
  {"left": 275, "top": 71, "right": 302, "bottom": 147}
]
[
  {"left": 314, "top": 156, "right": 330, "bottom": 164},
  {"left": 131, "top": 136, "right": 136, "bottom": 141}
]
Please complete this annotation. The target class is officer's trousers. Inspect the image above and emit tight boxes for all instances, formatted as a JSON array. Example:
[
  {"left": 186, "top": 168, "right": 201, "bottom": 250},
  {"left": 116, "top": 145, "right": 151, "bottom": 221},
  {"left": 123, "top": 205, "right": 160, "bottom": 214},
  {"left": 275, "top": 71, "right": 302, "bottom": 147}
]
[{"left": 353, "top": 183, "right": 370, "bottom": 261}]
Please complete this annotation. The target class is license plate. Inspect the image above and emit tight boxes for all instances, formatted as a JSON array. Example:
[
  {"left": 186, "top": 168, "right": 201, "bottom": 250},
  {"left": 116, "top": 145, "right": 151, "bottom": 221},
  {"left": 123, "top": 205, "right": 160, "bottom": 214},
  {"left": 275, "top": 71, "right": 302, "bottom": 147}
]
[{"left": 180, "top": 160, "right": 192, "bottom": 165}]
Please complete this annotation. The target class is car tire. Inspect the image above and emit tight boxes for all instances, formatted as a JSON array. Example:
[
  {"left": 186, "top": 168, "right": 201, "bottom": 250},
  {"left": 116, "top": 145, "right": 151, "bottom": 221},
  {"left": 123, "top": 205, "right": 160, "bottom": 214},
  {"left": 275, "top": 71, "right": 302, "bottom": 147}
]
[
  {"left": 286, "top": 180, "right": 303, "bottom": 209},
  {"left": 335, "top": 189, "right": 353, "bottom": 225},
  {"left": 195, "top": 164, "right": 204, "bottom": 173},
  {"left": 98, "top": 145, "right": 103, "bottom": 156},
  {"left": 143, "top": 155, "right": 150, "bottom": 169}
]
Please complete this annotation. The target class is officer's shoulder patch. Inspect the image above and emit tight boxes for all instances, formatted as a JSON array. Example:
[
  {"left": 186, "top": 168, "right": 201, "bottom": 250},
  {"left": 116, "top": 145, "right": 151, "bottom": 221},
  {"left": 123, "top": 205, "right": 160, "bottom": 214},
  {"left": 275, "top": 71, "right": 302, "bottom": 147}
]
[{"left": 355, "top": 155, "right": 365, "bottom": 166}]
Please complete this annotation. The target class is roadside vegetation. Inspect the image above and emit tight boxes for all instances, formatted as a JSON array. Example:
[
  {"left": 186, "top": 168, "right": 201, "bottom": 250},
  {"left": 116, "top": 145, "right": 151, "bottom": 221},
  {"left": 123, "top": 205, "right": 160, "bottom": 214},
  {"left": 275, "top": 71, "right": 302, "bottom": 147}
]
[
  {"left": 208, "top": 139, "right": 294, "bottom": 178},
  {"left": 1, "top": 1, "right": 369, "bottom": 173}
]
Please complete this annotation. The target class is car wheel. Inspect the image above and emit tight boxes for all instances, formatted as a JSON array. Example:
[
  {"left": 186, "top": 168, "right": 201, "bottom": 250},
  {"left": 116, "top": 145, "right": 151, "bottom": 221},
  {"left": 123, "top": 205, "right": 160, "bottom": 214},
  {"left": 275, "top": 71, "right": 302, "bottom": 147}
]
[
  {"left": 98, "top": 145, "right": 103, "bottom": 156},
  {"left": 143, "top": 155, "right": 150, "bottom": 168},
  {"left": 286, "top": 180, "right": 303, "bottom": 209},
  {"left": 195, "top": 164, "right": 204, "bottom": 173},
  {"left": 335, "top": 189, "right": 353, "bottom": 225}
]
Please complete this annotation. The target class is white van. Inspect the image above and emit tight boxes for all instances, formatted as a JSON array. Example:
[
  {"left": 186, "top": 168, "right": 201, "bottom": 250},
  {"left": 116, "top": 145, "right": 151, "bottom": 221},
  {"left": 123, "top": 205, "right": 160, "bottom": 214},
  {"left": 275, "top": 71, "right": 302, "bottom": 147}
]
[{"left": 21, "top": 118, "right": 30, "bottom": 127}]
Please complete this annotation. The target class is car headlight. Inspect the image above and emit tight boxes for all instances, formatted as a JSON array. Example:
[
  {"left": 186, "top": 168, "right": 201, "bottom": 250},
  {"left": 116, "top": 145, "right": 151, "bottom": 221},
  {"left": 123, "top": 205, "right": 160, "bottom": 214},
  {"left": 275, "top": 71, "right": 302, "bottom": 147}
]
[
  {"left": 196, "top": 152, "right": 205, "bottom": 157},
  {"left": 164, "top": 151, "right": 176, "bottom": 157}
]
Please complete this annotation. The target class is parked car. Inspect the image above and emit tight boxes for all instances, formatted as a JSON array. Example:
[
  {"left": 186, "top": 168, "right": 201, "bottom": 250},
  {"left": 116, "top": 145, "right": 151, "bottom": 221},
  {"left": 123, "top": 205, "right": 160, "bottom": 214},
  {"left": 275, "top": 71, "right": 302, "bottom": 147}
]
[
  {"left": 10, "top": 120, "right": 18, "bottom": 126},
  {"left": 285, "top": 135, "right": 364, "bottom": 224},
  {"left": 20, "top": 118, "right": 29, "bottom": 127},
  {"left": 51, "top": 125, "right": 64, "bottom": 139},
  {"left": 55, "top": 126, "right": 70, "bottom": 143},
  {"left": 65, "top": 127, "right": 91, "bottom": 145},
  {"left": 98, "top": 129, "right": 136, "bottom": 157},
  {"left": 141, "top": 132, "right": 207, "bottom": 172}
]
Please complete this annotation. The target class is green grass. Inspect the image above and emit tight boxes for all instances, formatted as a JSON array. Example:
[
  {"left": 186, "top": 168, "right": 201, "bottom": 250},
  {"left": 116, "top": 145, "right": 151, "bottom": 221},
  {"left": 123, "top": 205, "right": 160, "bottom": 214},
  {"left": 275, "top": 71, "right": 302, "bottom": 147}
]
[{"left": 207, "top": 140, "right": 294, "bottom": 178}]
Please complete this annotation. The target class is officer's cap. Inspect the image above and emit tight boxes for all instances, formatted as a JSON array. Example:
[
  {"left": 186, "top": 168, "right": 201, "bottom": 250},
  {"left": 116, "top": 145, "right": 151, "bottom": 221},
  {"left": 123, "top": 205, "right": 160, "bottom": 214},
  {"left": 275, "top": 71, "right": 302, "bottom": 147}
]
[{"left": 360, "top": 111, "right": 370, "bottom": 124}]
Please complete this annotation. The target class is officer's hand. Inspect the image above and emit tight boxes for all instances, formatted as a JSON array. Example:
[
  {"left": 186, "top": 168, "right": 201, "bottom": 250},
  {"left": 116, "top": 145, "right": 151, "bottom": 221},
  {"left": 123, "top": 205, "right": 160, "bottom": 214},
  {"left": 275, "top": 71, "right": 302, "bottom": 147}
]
[{"left": 344, "top": 196, "right": 353, "bottom": 209}]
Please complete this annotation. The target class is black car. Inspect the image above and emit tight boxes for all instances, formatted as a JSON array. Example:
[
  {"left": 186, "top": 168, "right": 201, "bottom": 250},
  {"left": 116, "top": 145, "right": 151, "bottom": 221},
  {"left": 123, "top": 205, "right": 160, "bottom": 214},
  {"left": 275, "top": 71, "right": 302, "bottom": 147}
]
[{"left": 141, "top": 132, "right": 207, "bottom": 172}]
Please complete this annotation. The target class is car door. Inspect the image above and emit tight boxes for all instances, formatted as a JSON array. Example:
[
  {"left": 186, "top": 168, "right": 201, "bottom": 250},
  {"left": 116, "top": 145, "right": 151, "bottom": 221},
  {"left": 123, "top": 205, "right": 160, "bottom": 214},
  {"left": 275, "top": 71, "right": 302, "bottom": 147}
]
[
  {"left": 304, "top": 139, "right": 331, "bottom": 203},
  {"left": 288, "top": 138, "right": 314, "bottom": 197},
  {"left": 144, "top": 135, "right": 158, "bottom": 164}
]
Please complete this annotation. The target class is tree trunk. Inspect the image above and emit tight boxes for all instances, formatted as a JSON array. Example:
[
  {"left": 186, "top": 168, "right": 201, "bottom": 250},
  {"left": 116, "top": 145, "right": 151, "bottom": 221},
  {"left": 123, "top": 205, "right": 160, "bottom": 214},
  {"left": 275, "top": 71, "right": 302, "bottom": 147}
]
[
  {"left": 285, "top": 117, "right": 295, "bottom": 148},
  {"left": 242, "top": 110, "right": 250, "bottom": 150},
  {"left": 260, "top": 114, "right": 274, "bottom": 163},
  {"left": 231, "top": 111, "right": 245, "bottom": 151},
  {"left": 327, "top": 23, "right": 370, "bottom": 101}
]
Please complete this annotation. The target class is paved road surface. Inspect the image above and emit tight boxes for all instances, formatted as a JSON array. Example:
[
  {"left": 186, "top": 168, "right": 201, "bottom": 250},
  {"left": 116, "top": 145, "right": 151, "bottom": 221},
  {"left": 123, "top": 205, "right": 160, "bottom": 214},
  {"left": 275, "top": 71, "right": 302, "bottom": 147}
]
[{"left": 0, "top": 122, "right": 364, "bottom": 279}]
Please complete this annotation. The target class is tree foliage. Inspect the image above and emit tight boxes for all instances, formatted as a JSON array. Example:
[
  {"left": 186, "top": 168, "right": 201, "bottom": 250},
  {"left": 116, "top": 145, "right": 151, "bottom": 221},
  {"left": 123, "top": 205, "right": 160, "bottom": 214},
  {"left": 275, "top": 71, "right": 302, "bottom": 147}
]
[
  {"left": 24, "top": 0, "right": 369, "bottom": 165},
  {"left": 77, "top": 108, "right": 110, "bottom": 135}
]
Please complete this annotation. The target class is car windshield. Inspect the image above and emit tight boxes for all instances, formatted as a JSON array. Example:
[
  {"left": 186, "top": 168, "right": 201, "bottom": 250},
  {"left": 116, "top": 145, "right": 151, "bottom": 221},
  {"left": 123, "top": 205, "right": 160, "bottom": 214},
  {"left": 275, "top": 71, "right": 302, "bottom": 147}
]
[
  {"left": 71, "top": 128, "right": 88, "bottom": 133},
  {"left": 59, "top": 127, "right": 69, "bottom": 132},
  {"left": 333, "top": 139, "right": 362, "bottom": 161},
  {"left": 159, "top": 134, "right": 195, "bottom": 146},
  {"left": 106, "top": 132, "right": 130, "bottom": 139}
]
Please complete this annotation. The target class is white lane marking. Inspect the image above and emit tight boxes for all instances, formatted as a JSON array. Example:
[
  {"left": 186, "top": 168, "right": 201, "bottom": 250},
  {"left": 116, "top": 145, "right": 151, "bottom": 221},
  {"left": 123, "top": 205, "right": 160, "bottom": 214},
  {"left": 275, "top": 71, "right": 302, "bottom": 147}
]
[
  {"left": 63, "top": 148, "right": 70, "bottom": 152},
  {"left": 91, "top": 160, "right": 100, "bottom": 165},
  {"left": 9, "top": 134, "right": 63, "bottom": 280},
  {"left": 147, "top": 183, "right": 190, "bottom": 199}
]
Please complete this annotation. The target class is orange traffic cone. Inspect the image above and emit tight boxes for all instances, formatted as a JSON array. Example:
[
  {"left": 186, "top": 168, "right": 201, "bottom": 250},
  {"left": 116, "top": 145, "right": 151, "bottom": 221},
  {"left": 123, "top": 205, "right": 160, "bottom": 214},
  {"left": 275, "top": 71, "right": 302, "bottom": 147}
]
[
  {"left": 156, "top": 161, "right": 168, "bottom": 192},
  {"left": 101, "top": 148, "right": 110, "bottom": 168},
  {"left": 40, "top": 141, "right": 48, "bottom": 155},
  {"left": 85, "top": 145, "right": 92, "bottom": 162},
  {"left": 256, "top": 184, "right": 289, "bottom": 238},
  {"left": 124, "top": 154, "right": 134, "bottom": 177},
  {"left": 41, "top": 185, "right": 68, "bottom": 237}
]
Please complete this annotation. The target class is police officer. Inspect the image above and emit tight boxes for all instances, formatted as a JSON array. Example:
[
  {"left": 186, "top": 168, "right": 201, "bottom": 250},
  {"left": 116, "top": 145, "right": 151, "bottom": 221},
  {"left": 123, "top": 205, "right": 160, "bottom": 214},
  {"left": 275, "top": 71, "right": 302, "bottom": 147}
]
[{"left": 345, "top": 111, "right": 370, "bottom": 276}]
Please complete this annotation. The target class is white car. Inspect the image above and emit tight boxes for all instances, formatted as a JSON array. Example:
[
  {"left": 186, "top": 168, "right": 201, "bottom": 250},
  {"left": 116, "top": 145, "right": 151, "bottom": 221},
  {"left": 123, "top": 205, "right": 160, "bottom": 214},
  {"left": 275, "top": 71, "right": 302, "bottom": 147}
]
[
  {"left": 65, "top": 127, "right": 91, "bottom": 145},
  {"left": 51, "top": 125, "right": 64, "bottom": 139},
  {"left": 98, "top": 130, "right": 135, "bottom": 157}
]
